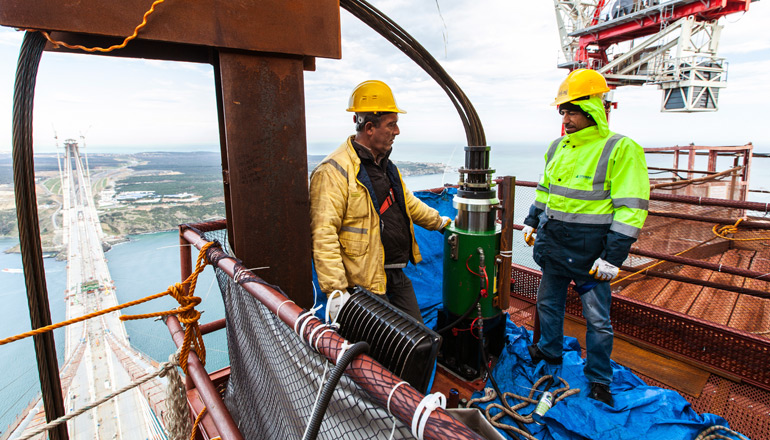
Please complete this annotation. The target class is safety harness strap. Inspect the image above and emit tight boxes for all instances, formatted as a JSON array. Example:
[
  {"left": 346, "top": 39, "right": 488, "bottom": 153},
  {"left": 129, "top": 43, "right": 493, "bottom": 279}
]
[{"left": 379, "top": 188, "right": 396, "bottom": 215}]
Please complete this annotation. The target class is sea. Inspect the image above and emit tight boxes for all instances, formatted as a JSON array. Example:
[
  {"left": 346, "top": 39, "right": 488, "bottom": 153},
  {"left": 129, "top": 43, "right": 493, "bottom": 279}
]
[{"left": 1, "top": 142, "right": 768, "bottom": 433}]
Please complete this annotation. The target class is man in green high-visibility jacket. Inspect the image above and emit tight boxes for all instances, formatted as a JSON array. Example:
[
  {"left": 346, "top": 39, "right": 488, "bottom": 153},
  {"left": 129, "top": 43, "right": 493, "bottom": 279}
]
[{"left": 522, "top": 69, "right": 650, "bottom": 407}]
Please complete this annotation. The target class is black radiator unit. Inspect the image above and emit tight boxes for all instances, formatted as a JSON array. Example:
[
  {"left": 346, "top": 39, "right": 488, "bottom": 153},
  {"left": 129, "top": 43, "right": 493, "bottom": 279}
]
[{"left": 336, "top": 287, "right": 442, "bottom": 393}]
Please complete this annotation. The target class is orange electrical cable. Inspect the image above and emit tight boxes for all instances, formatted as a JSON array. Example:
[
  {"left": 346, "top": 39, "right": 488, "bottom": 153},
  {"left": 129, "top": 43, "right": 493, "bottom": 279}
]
[{"left": 29, "top": 0, "right": 167, "bottom": 53}]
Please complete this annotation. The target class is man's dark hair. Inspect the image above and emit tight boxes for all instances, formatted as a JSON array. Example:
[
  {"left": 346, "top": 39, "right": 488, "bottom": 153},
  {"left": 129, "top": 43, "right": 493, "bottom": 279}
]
[{"left": 355, "top": 112, "right": 394, "bottom": 132}]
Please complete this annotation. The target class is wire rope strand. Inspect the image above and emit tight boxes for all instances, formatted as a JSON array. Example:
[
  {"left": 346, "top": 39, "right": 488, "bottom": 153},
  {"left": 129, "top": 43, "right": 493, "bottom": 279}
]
[{"left": 13, "top": 29, "right": 69, "bottom": 440}]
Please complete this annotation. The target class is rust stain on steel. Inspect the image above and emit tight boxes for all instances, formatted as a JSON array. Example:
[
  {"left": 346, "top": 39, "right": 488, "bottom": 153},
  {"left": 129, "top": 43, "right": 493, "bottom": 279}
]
[{"left": 0, "top": 0, "right": 341, "bottom": 59}]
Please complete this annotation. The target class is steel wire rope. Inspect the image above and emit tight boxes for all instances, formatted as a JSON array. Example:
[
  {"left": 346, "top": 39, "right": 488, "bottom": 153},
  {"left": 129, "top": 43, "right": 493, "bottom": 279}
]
[
  {"left": 12, "top": 29, "right": 69, "bottom": 440},
  {"left": 340, "top": 0, "right": 486, "bottom": 146}
]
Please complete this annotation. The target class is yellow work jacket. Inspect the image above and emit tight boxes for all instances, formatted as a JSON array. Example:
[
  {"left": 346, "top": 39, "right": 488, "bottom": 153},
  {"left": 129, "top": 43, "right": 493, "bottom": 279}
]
[{"left": 309, "top": 136, "right": 446, "bottom": 295}]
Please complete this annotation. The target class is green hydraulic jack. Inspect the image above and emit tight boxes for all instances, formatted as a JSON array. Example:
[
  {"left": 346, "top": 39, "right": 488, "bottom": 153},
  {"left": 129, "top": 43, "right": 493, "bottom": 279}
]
[{"left": 437, "top": 146, "right": 509, "bottom": 381}]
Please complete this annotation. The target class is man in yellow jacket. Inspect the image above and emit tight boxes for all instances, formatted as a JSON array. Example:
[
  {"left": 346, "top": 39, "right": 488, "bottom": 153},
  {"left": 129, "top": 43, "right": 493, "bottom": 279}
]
[
  {"left": 309, "top": 80, "right": 450, "bottom": 323},
  {"left": 522, "top": 69, "right": 649, "bottom": 407}
]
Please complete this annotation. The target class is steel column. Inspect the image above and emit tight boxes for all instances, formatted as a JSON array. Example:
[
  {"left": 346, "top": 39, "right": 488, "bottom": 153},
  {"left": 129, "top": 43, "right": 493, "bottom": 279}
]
[{"left": 217, "top": 51, "right": 313, "bottom": 308}]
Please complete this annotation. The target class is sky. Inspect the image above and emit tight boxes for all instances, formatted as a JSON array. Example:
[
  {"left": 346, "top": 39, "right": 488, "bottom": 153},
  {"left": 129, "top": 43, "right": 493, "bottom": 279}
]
[{"left": 0, "top": 0, "right": 768, "bottom": 156}]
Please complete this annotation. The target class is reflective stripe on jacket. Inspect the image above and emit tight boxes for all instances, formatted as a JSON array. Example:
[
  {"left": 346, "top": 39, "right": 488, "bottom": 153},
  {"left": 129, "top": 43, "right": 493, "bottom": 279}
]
[
  {"left": 524, "top": 96, "right": 649, "bottom": 277},
  {"left": 309, "top": 136, "right": 446, "bottom": 295}
]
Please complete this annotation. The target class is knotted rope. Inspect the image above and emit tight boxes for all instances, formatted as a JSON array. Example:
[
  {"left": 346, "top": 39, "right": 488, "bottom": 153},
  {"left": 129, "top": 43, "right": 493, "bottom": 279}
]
[
  {"left": 712, "top": 218, "right": 770, "bottom": 242},
  {"left": 467, "top": 375, "right": 580, "bottom": 440},
  {"left": 120, "top": 240, "right": 216, "bottom": 373}
]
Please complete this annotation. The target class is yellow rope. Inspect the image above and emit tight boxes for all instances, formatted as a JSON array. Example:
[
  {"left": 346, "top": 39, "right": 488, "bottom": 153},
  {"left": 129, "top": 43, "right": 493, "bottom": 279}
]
[
  {"left": 712, "top": 218, "right": 770, "bottom": 242},
  {"left": 0, "top": 241, "right": 215, "bottom": 375},
  {"left": 613, "top": 217, "right": 770, "bottom": 286},
  {"left": 190, "top": 406, "right": 207, "bottom": 440},
  {"left": 611, "top": 236, "right": 717, "bottom": 286},
  {"left": 29, "top": 0, "right": 167, "bottom": 53}
]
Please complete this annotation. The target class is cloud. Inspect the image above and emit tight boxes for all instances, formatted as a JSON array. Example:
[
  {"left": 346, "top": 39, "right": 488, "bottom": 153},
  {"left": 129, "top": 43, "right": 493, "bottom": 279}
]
[{"left": 0, "top": 0, "right": 767, "bottom": 152}]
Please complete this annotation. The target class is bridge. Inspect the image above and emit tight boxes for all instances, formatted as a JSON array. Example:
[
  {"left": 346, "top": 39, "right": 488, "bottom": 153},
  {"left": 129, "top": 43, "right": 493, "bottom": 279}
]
[{"left": 8, "top": 140, "right": 167, "bottom": 439}]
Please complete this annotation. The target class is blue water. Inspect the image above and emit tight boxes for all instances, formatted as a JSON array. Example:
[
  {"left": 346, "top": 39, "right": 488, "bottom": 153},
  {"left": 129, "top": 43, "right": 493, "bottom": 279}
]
[
  {"left": 0, "top": 239, "right": 67, "bottom": 434},
  {"left": 0, "top": 232, "right": 228, "bottom": 434}
]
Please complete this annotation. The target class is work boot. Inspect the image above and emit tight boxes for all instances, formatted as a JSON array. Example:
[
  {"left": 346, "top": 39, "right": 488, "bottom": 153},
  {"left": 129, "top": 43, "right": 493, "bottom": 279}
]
[
  {"left": 588, "top": 382, "right": 614, "bottom": 407},
  {"left": 527, "top": 344, "right": 562, "bottom": 365}
]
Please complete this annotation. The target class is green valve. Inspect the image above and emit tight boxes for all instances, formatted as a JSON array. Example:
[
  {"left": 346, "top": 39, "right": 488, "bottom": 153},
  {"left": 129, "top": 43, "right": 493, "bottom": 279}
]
[{"left": 442, "top": 223, "right": 501, "bottom": 319}]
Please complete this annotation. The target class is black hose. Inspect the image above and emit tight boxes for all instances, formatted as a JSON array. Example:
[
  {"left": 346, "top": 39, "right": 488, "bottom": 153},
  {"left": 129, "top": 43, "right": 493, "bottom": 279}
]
[
  {"left": 340, "top": 0, "right": 486, "bottom": 146},
  {"left": 435, "top": 290, "right": 481, "bottom": 335},
  {"left": 303, "top": 341, "right": 370, "bottom": 440},
  {"left": 479, "top": 321, "right": 531, "bottom": 439}
]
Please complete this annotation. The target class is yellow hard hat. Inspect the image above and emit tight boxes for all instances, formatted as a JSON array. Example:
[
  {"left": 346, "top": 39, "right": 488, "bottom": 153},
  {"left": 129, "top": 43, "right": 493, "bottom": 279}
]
[
  {"left": 346, "top": 80, "right": 406, "bottom": 114},
  {"left": 551, "top": 69, "right": 610, "bottom": 106}
]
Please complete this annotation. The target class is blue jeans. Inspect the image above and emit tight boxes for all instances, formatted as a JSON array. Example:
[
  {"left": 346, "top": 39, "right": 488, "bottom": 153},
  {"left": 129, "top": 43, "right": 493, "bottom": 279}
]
[{"left": 536, "top": 271, "right": 614, "bottom": 385}]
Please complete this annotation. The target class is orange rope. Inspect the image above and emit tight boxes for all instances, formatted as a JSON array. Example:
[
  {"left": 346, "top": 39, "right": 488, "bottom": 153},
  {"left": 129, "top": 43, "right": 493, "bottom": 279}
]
[
  {"left": 121, "top": 240, "right": 215, "bottom": 373},
  {"left": 190, "top": 406, "right": 207, "bottom": 440},
  {"left": 28, "top": 0, "right": 167, "bottom": 53},
  {"left": 0, "top": 241, "right": 215, "bottom": 375},
  {"left": 0, "top": 290, "right": 167, "bottom": 347}
]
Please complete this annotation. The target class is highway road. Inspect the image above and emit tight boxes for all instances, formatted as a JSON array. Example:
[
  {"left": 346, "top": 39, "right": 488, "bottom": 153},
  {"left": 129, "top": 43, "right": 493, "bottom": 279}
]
[{"left": 11, "top": 140, "right": 165, "bottom": 440}]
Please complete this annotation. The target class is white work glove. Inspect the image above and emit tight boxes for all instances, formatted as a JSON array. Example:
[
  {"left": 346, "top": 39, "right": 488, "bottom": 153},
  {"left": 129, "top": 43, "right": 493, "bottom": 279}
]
[
  {"left": 440, "top": 216, "right": 452, "bottom": 232},
  {"left": 522, "top": 225, "right": 535, "bottom": 247},
  {"left": 325, "top": 289, "right": 350, "bottom": 323},
  {"left": 590, "top": 258, "right": 619, "bottom": 281}
]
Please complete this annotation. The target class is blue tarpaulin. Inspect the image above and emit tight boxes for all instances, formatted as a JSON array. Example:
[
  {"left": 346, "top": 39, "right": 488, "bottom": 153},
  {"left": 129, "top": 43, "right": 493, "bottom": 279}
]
[{"left": 314, "top": 188, "right": 741, "bottom": 440}]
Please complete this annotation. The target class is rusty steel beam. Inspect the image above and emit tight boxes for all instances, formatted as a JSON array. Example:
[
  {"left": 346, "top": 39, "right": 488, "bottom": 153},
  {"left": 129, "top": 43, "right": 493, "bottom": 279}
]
[
  {"left": 199, "top": 318, "right": 227, "bottom": 335},
  {"left": 620, "top": 266, "right": 770, "bottom": 299},
  {"left": 166, "top": 315, "right": 243, "bottom": 440},
  {"left": 217, "top": 50, "right": 313, "bottom": 308},
  {"left": 497, "top": 176, "right": 514, "bottom": 311},
  {"left": 629, "top": 247, "right": 770, "bottom": 282},
  {"left": 0, "top": 0, "right": 341, "bottom": 60}
]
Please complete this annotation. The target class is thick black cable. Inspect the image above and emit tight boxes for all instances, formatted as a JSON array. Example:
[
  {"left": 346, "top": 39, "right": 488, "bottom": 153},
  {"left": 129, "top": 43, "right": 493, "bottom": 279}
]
[
  {"left": 13, "top": 31, "right": 69, "bottom": 440},
  {"left": 479, "top": 325, "right": 529, "bottom": 439},
  {"left": 435, "top": 291, "right": 481, "bottom": 335},
  {"left": 340, "top": 0, "right": 486, "bottom": 146},
  {"left": 303, "top": 341, "right": 370, "bottom": 440}
]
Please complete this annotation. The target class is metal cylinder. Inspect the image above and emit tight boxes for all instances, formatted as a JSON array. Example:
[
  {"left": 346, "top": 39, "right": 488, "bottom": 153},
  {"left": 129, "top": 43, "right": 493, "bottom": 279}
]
[
  {"left": 452, "top": 195, "right": 499, "bottom": 232},
  {"left": 442, "top": 224, "right": 501, "bottom": 319}
]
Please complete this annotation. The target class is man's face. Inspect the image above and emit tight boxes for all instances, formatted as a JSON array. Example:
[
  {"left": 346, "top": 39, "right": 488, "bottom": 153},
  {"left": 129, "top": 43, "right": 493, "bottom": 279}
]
[
  {"left": 366, "top": 113, "right": 400, "bottom": 159},
  {"left": 560, "top": 108, "right": 593, "bottom": 134}
]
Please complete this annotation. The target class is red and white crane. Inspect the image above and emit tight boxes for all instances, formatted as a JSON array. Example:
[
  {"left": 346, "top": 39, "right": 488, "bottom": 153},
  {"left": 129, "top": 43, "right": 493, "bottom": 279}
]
[{"left": 553, "top": 0, "right": 756, "bottom": 112}]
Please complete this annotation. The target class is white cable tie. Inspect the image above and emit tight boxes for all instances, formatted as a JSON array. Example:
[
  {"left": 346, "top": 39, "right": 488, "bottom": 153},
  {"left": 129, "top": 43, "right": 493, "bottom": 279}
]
[
  {"left": 298, "top": 305, "right": 323, "bottom": 339},
  {"left": 325, "top": 289, "right": 345, "bottom": 325},
  {"left": 718, "top": 264, "right": 722, "bottom": 273},
  {"left": 411, "top": 392, "right": 446, "bottom": 440},
  {"left": 307, "top": 323, "right": 329, "bottom": 351},
  {"left": 387, "top": 381, "right": 410, "bottom": 440},
  {"left": 276, "top": 299, "right": 295, "bottom": 319},
  {"left": 294, "top": 310, "right": 314, "bottom": 335},
  {"left": 314, "top": 328, "right": 337, "bottom": 352},
  {"left": 336, "top": 341, "right": 354, "bottom": 365}
]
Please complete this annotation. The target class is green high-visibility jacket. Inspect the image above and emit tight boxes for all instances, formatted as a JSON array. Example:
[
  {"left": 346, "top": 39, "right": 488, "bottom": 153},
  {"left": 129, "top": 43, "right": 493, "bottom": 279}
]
[{"left": 524, "top": 96, "right": 649, "bottom": 278}]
